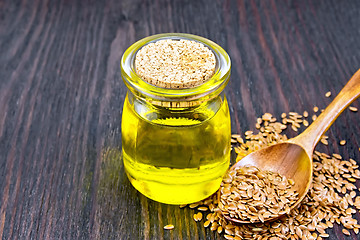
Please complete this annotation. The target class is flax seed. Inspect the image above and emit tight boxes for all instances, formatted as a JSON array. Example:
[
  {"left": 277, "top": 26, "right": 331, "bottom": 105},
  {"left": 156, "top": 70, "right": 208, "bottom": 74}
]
[
  {"left": 189, "top": 203, "right": 199, "bottom": 208},
  {"left": 342, "top": 229, "right": 350, "bottom": 235},
  {"left": 198, "top": 206, "right": 208, "bottom": 211},
  {"left": 349, "top": 106, "right": 358, "bottom": 112},
  {"left": 164, "top": 224, "right": 174, "bottom": 230},
  {"left": 303, "top": 119, "right": 309, "bottom": 127}
]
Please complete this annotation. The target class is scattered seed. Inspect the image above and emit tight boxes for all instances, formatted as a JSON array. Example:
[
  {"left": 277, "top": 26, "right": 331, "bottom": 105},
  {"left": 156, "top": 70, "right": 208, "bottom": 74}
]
[
  {"left": 291, "top": 125, "right": 298, "bottom": 132},
  {"left": 349, "top": 106, "right": 358, "bottom": 112},
  {"left": 321, "top": 138, "right": 328, "bottom": 145},
  {"left": 325, "top": 91, "right": 331, "bottom": 97},
  {"left": 303, "top": 119, "right": 309, "bottom": 127},
  {"left": 303, "top": 111, "right": 309, "bottom": 117},
  {"left": 164, "top": 224, "right": 174, "bottom": 230},
  {"left": 342, "top": 229, "right": 350, "bottom": 235},
  {"left": 189, "top": 203, "right": 199, "bottom": 208},
  {"left": 196, "top": 212, "right": 203, "bottom": 221},
  {"left": 198, "top": 206, "right": 208, "bottom": 211},
  {"left": 262, "top": 113, "right": 273, "bottom": 121},
  {"left": 340, "top": 140, "right": 346, "bottom": 145},
  {"left": 313, "top": 106, "right": 319, "bottom": 112},
  {"left": 312, "top": 115, "right": 317, "bottom": 121},
  {"left": 204, "top": 220, "right": 210, "bottom": 227}
]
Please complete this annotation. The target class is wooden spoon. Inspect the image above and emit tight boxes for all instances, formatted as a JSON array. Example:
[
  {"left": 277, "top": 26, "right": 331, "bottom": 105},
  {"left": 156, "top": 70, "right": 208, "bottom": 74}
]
[{"left": 221, "top": 68, "right": 360, "bottom": 224}]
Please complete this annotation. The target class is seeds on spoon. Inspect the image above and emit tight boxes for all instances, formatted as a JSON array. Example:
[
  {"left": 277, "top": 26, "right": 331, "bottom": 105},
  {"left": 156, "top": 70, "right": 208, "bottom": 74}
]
[{"left": 219, "top": 166, "right": 298, "bottom": 223}]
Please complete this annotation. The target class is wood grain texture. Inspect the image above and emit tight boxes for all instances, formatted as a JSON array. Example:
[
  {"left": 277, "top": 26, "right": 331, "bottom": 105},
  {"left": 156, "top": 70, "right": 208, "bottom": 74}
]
[{"left": 0, "top": 0, "right": 359, "bottom": 239}]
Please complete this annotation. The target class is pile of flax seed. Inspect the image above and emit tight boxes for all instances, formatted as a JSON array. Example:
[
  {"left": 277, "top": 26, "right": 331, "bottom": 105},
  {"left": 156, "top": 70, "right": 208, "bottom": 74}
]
[{"left": 178, "top": 103, "right": 359, "bottom": 239}]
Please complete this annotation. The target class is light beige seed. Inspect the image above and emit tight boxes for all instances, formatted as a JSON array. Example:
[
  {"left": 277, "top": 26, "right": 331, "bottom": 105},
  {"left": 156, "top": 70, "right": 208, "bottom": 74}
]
[
  {"left": 342, "top": 229, "right": 350, "bottom": 235},
  {"left": 349, "top": 106, "right": 358, "bottom": 112},
  {"left": 325, "top": 91, "right": 331, "bottom": 97},
  {"left": 303, "top": 111, "right": 309, "bottom": 117},
  {"left": 320, "top": 139, "right": 328, "bottom": 145},
  {"left": 262, "top": 113, "right": 273, "bottom": 121},
  {"left": 224, "top": 235, "right": 234, "bottom": 240},
  {"left": 196, "top": 212, "right": 203, "bottom": 221},
  {"left": 164, "top": 224, "right": 174, "bottom": 230},
  {"left": 204, "top": 220, "right": 210, "bottom": 227},
  {"left": 291, "top": 125, "right": 298, "bottom": 132},
  {"left": 313, "top": 106, "right": 319, "bottom": 113},
  {"left": 189, "top": 203, "right": 199, "bottom": 208},
  {"left": 340, "top": 140, "right": 346, "bottom": 145},
  {"left": 303, "top": 119, "right": 309, "bottom": 127},
  {"left": 198, "top": 206, "right": 208, "bottom": 211},
  {"left": 348, "top": 177, "right": 356, "bottom": 182},
  {"left": 296, "top": 227, "right": 302, "bottom": 238}
]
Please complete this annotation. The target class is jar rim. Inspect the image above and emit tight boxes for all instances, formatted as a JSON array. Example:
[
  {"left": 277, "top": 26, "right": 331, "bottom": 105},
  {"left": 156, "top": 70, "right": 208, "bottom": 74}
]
[{"left": 121, "top": 33, "right": 231, "bottom": 102}]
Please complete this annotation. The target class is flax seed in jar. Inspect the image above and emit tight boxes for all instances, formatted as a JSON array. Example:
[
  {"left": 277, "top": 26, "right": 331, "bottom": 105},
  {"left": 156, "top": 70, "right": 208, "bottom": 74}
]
[{"left": 121, "top": 33, "right": 231, "bottom": 204}]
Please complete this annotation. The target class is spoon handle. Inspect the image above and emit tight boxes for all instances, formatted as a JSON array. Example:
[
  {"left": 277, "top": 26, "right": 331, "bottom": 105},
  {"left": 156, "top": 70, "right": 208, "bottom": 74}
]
[{"left": 289, "top": 68, "right": 360, "bottom": 156}]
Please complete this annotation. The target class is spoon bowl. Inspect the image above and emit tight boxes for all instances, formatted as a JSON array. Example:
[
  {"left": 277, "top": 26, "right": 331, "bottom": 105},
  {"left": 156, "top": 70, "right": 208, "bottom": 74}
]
[{"left": 220, "top": 68, "right": 360, "bottom": 224}]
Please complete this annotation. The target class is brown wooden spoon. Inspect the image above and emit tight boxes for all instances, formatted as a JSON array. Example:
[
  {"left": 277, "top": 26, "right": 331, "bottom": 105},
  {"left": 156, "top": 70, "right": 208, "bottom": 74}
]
[{"left": 220, "top": 68, "right": 360, "bottom": 224}]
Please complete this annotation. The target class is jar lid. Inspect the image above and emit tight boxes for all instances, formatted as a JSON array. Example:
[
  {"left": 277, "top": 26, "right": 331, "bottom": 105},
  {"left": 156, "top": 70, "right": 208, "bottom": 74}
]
[{"left": 135, "top": 39, "right": 216, "bottom": 89}]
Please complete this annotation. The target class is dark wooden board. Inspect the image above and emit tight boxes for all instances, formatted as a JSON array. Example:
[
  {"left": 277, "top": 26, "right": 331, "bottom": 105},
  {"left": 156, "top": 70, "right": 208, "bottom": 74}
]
[{"left": 0, "top": 0, "right": 359, "bottom": 239}]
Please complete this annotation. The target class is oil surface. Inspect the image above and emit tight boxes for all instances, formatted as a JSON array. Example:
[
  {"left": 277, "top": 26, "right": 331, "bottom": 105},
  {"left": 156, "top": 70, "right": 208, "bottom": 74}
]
[{"left": 121, "top": 95, "right": 231, "bottom": 204}]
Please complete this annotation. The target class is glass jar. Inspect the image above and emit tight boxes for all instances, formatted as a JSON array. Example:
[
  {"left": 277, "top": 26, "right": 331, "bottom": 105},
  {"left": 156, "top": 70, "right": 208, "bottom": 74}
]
[{"left": 121, "top": 33, "right": 231, "bottom": 204}]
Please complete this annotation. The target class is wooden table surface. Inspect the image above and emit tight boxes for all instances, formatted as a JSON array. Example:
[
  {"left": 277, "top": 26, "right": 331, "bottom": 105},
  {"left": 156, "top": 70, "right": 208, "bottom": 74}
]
[{"left": 1, "top": 0, "right": 360, "bottom": 239}]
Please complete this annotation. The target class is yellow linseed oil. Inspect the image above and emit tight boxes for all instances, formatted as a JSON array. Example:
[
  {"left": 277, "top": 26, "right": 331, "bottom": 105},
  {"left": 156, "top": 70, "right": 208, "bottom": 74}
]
[{"left": 121, "top": 94, "right": 231, "bottom": 204}]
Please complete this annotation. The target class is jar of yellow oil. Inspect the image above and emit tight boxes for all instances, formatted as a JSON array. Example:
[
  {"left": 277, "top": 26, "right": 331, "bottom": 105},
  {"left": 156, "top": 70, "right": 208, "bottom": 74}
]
[{"left": 121, "top": 33, "right": 231, "bottom": 204}]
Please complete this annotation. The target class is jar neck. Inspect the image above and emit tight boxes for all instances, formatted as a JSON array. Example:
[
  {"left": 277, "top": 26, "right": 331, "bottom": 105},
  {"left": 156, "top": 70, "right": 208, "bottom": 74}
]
[
  {"left": 127, "top": 77, "right": 229, "bottom": 108},
  {"left": 127, "top": 90, "right": 226, "bottom": 125},
  {"left": 121, "top": 33, "right": 231, "bottom": 108}
]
